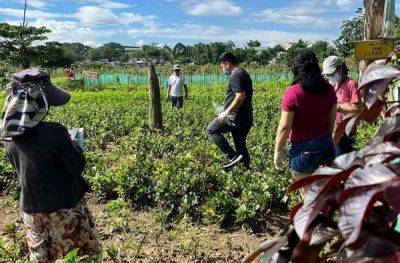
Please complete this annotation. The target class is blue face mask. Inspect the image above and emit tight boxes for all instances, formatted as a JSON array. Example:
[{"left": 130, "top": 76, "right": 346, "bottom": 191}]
[
  {"left": 328, "top": 73, "right": 340, "bottom": 84},
  {"left": 222, "top": 68, "right": 230, "bottom": 76}
]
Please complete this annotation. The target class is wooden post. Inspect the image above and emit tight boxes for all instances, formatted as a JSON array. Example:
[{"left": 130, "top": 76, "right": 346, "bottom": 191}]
[
  {"left": 360, "top": 0, "right": 386, "bottom": 75},
  {"left": 148, "top": 64, "right": 163, "bottom": 129}
]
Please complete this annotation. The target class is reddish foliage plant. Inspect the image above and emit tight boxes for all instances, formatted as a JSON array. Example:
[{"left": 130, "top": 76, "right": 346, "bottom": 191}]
[{"left": 243, "top": 64, "right": 400, "bottom": 262}]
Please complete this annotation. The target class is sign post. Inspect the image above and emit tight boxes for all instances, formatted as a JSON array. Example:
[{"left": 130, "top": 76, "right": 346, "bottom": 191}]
[
  {"left": 355, "top": 39, "right": 394, "bottom": 61},
  {"left": 82, "top": 70, "right": 99, "bottom": 90}
]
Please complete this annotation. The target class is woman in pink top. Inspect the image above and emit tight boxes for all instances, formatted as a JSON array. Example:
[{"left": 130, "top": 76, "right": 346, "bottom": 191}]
[
  {"left": 322, "top": 56, "right": 362, "bottom": 157},
  {"left": 274, "top": 49, "right": 337, "bottom": 184}
]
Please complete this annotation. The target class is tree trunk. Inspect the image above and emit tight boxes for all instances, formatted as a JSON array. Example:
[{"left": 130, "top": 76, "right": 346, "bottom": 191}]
[
  {"left": 148, "top": 64, "right": 163, "bottom": 129},
  {"left": 360, "top": 0, "right": 386, "bottom": 75}
]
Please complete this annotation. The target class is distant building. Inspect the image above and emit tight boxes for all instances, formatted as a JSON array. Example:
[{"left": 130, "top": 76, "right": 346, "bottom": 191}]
[
  {"left": 253, "top": 46, "right": 270, "bottom": 55},
  {"left": 121, "top": 46, "right": 143, "bottom": 53},
  {"left": 282, "top": 42, "right": 293, "bottom": 51}
]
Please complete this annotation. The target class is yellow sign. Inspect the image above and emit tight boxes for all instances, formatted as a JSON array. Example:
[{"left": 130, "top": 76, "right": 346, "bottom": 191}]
[{"left": 355, "top": 39, "right": 394, "bottom": 60}]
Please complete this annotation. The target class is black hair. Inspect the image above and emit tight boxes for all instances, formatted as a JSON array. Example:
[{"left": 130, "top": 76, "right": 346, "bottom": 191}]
[
  {"left": 218, "top": 52, "right": 238, "bottom": 65},
  {"left": 340, "top": 64, "right": 349, "bottom": 77},
  {"left": 291, "top": 48, "right": 330, "bottom": 94}
]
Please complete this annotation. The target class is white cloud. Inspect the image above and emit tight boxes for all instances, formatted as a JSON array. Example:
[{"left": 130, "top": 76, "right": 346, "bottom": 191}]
[
  {"left": 135, "top": 39, "right": 146, "bottom": 46},
  {"left": 335, "top": 0, "right": 360, "bottom": 9},
  {"left": 252, "top": 0, "right": 359, "bottom": 29},
  {"left": 0, "top": 7, "right": 68, "bottom": 20},
  {"left": 75, "top": 6, "right": 158, "bottom": 26},
  {"left": 182, "top": 0, "right": 242, "bottom": 16},
  {"left": 6, "top": 0, "right": 53, "bottom": 9},
  {"left": 7, "top": 18, "right": 114, "bottom": 46},
  {"left": 126, "top": 22, "right": 335, "bottom": 46},
  {"left": 75, "top": 0, "right": 131, "bottom": 9}
]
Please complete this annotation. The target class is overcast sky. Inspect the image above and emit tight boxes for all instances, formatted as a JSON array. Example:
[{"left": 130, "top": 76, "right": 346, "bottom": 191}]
[{"left": 0, "top": 0, "right": 399, "bottom": 47}]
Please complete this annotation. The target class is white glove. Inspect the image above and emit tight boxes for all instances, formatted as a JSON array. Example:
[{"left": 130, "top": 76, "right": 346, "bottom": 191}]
[
  {"left": 218, "top": 110, "right": 229, "bottom": 122},
  {"left": 274, "top": 150, "right": 285, "bottom": 171}
]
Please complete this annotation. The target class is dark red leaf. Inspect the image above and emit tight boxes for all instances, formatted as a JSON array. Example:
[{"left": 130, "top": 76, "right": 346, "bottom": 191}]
[
  {"left": 294, "top": 179, "right": 336, "bottom": 239},
  {"left": 385, "top": 104, "right": 400, "bottom": 118},
  {"left": 334, "top": 116, "right": 352, "bottom": 145},
  {"left": 384, "top": 181, "right": 400, "bottom": 212},
  {"left": 358, "top": 60, "right": 386, "bottom": 87},
  {"left": 242, "top": 236, "right": 288, "bottom": 263},
  {"left": 345, "top": 114, "right": 362, "bottom": 136},
  {"left": 363, "top": 79, "right": 391, "bottom": 109},
  {"left": 358, "top": 64, "right": 400, "bottom": 95},
  {"left": 333, "top": 151, "right": 360, "bottom": 170},
  {"left": 288, "top": 167, "right": 342, "bottom": 193},
  {"left": 313, "top": 167, "right": 359, "bottom": 203},
  {"left": 291, "top": 228, "right": 324, "bottom": 263},
  {"left": 338, "top": 237, "right": 398, "bottom": 262},
  {"left": 362, "top": 142, "right": 400, "bottom": 166},
  {"left": 289, "top": 202, "right": 303, "bottom": 221},
  {"left": 360, "top": 100, "right": 386, "bottom": 123},
  {"left": 338, "top": 185, "right": 385, "bottom": 245},
  {"left": 344, "top": 163, "right": 397, "bottom": 191},
  {"left": 310, "top": 222, "right": 339, "bottom": 246},
  {"left": 368, "top": 113, "right": 400, "bottom": 146}
]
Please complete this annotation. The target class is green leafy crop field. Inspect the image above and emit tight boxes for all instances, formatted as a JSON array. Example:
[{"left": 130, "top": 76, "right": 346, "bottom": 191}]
[{"left": 0, "top": 81, "right": 295, "bottom": 228}]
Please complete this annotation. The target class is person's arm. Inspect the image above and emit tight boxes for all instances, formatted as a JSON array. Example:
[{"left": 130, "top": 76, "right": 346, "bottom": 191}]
[
  {"left": 218, "top": 74, "right": 246, "bottom": 120},
  {"left": 329, "top": 103, "right": 337, "bottom": 133},
  {"left": 337, "top": 102, "right": 362, "bottom": 116},
  {"left": 166, "top": 77, "right": 172, "bottom": 98},
  {"left": 166, "top": 84, "right": 171, "bottom": 98},
  {"left": 275, "top": 111, "right": 294, "bottom": 152},
  {"left": 227, "top": 91, "right": 246, "bottom": 112},
  {"left": 56, "top": 126, "right": 86, "bottom": 176},
  {"left": 274, "top": 111, "right": 294, "bottom": 171},
  {"left": 218, "top": 91, "right": 246, "bottom": 121},
  {"left": 338, "top": 80, "right": 362, "bottom": 116}
]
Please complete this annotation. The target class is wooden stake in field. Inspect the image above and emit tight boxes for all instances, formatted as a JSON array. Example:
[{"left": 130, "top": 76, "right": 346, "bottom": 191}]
[{"left": 148, "top": 63, "right": 163, "bottom": 129}]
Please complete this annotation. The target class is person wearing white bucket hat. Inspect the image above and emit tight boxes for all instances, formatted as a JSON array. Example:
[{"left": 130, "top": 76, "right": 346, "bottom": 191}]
[
  {"left": 322, "top": 56, "right": 362, "bottom": 157},
  {"left": 1, "top": 68, "right": 102, "bottom": 262},
  {"left": 167, "top": 64, "right": 188, "bottom": 108}
]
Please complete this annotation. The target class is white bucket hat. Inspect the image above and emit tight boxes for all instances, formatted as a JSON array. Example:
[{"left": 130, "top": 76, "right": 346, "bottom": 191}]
[{"left": 322, "top": 56, "right": 344, "bottom": 75}]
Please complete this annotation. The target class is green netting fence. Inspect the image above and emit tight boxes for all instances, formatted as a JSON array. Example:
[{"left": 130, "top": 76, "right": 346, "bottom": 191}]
[
  {"left": 74, "top": 73, "right": 293, "bottom": 88},
  {"left": 74, "top": 72, "right": 360, "bottom": 88}
]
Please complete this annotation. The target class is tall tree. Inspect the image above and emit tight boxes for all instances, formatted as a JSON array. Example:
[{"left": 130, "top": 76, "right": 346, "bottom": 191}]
[
  {"left": 247, "top": 40, "right": 261, "bottom": 48},
  {"left": 334, "top": 8, "right": 364, "bottom": 56},
  {"left": 0, "top": 23, "right": 50, "bottom": 68},
  {"left": 360, "top": 0, "right": 386, "bottom": 73}
]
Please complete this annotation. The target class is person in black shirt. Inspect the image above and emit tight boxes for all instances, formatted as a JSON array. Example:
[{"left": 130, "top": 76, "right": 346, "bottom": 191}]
[
  {"left": 206, "top": 52, "right": 253, "bottom": 169},
  {"left": 1, "top": 68, "right": 102, "bottom": 262}
]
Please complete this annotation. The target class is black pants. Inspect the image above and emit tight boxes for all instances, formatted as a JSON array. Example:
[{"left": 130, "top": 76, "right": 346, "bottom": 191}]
[
  {"left": 170, "top": 96, "right": 184, "bottom": 108},
  {"left": 206, "top": 117, "right": 252, "bottom": 167}
]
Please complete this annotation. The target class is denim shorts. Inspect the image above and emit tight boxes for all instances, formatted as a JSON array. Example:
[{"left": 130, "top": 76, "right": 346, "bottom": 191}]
[{"left": 289, "top": 136, "right": 335, "bottom": 174}]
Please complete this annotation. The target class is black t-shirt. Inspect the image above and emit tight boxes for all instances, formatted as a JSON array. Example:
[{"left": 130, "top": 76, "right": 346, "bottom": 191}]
[
  {"left": 2, "top": 122, "right": 88, "bottom": 213},
  {"left": 224, "top": 67, "right": 253, "bottom": 123}
]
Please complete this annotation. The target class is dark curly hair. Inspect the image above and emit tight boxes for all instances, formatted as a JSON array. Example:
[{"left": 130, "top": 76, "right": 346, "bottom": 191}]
[{"left": 291, "top": 48, "right": 330, "bottom": 94}]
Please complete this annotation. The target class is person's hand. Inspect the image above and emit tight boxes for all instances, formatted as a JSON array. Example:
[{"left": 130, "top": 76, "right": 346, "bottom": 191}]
[
  {"left": 218, "top": 110, "right": 229, "bottom": 122},
  {"left": 274, "top": 150, "right": 285, "bottom": 171}
]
